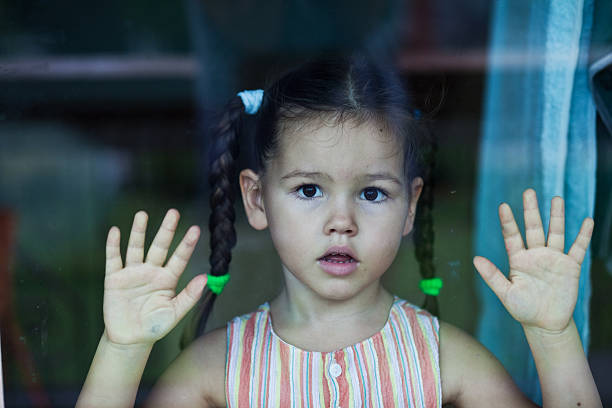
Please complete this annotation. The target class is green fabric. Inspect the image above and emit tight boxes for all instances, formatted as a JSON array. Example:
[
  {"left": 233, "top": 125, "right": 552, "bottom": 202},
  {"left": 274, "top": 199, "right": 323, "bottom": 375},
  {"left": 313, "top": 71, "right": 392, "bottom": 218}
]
[
  {"left": 206, "top": 274, "right": 230, "bottom": 294},
  {"left": 419, "top": 278, "right": 443, "bottom": 296}
]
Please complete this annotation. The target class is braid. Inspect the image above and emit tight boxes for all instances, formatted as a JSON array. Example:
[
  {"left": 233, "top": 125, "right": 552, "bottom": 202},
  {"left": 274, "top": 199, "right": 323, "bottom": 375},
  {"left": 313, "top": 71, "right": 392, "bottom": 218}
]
[
  {"left": 413, "top": 135, "right": 438, "bottom": 316},
  {"left": 181, "top": 96, "right": 244, "bottom": 347}
]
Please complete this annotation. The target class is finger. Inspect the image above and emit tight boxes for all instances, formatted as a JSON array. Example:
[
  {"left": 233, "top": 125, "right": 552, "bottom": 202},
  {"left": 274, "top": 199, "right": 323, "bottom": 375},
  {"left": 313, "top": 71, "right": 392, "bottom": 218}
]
[
  {"left": 499, "top": 203, "right": 525, "bottom": 258},
  {"left": 166, "top": 226, "right": 200, "bottom": 278},
  {"left": 523, "top": 189, "right": 546, "bottom": 248},
  {"left": 105, "top": 226, "right": 123, "bottom": 274},
  {"left": 126, "top": 211, "right": 148, "bottom": 266},
  {"left": 567, "top": 217, "right": 594, "bottom": 265},
  {"left": 145, "top": 209, "right": 180, "bottom": 266},
  {"left": 546, "top": 196, "right": 565, "bottom": 252},
  {"left": 473, "top": 256, "right": 511, "bottom": 301},
  {"left": 172, "top": 274, "right": 207, "bottom": 322}
]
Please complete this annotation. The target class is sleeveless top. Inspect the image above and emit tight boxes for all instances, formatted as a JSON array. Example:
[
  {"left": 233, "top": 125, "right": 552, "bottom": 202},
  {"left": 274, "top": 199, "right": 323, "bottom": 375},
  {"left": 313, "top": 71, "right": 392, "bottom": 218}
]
[{"left": 225, "top": 297, "right": 442, "bottom": 407}]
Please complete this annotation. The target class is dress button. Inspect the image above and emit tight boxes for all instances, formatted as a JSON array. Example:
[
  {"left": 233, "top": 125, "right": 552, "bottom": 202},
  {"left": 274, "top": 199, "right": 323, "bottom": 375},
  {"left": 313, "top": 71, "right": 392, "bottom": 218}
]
[{"left": 330, "top": 362, "right": 342, "bottom": 378}]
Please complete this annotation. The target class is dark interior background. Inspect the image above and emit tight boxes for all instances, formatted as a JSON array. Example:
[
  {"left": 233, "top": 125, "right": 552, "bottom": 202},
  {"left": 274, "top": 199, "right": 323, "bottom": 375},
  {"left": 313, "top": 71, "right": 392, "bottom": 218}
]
[{"left": 1, "top": 0, "right": 610, "bottom": 406}]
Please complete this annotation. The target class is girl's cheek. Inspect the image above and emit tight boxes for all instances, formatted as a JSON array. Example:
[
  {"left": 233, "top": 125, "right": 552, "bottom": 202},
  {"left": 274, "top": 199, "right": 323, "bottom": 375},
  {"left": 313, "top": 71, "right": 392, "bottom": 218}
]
[
  {"left": 268, "top": 204, "right": 313, "bottom": 239},
  {"left": 363, "top": 217, "right": 405, "bottom": 254}
]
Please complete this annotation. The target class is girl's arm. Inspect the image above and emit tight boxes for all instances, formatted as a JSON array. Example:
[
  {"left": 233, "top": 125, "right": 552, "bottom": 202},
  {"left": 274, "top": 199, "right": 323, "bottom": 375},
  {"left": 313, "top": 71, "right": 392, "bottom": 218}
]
[
  {"left": 440, "top": 318, "right": 599, "bottom": 408},
  {"left": 77, "top": 210, "right": 208, "bottom": 407},
  {"left": 467, "top": 189, "right": 601, "bottom": 407},
  {"left": 144, "top": 326, "right": 227, "bottom": 408},
  {"left": 523, "top": 318, "right": 599, "bottom": 407},
  {"left": 77, "top": 331, "right": 152, "bottom": 407},
  {"left": 440, "top": 321, "right": 537, "bottom": 407},
  {"left": 79, "top": 328, "right": 226, "bottom": 408}
]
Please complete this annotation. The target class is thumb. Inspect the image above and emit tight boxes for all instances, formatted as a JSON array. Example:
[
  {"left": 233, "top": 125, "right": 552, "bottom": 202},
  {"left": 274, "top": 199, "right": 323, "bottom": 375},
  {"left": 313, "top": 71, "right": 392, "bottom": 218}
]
[
  {"left": 172, "top": 274, "right": 207, "bottom": 322},
  {"left": 473, "top": 256, "right": 511, "bottom": 302}
]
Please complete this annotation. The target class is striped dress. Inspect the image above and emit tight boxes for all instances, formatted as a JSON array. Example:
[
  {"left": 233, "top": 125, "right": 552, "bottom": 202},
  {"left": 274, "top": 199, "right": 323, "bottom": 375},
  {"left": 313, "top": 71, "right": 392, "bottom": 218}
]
[{"left": 225, "top": 297, "right": 441, "bottom": 407}]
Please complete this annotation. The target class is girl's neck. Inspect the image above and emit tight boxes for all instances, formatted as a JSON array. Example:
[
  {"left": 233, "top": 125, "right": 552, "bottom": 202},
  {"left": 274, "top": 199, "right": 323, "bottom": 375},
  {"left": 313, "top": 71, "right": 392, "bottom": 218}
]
[
  {"left": 276, "top": 284, "right": 392, "bottom": 323},
  {"left": 269, "top": 275, "right": 394, "bottom": 351}
]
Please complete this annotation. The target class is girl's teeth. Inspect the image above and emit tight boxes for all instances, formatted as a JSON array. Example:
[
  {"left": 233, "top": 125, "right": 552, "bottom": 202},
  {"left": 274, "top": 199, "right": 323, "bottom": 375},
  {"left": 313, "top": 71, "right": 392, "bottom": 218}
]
[
  {"left": 321, "top": 253, "right": 355, "bottom": 263},
  {"left": 326, "top": 258, "right": 354, "bottom": 263}
]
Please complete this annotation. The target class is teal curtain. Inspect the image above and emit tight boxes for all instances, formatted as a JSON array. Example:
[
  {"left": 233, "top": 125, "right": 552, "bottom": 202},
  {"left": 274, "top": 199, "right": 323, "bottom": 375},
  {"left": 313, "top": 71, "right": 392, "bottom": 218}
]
[{"left": 474, "top": 0, "right": 596, "bottom": 402}]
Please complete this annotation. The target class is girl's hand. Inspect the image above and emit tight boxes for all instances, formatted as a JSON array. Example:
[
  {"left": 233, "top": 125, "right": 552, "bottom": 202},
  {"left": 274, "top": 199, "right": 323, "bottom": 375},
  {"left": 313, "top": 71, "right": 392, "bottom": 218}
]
[
  {"left": 103, "top": 209, "right": 206, "bottom": 346},
  {"left": 474, "top": 189, "right": 594, "bottom": 333}
]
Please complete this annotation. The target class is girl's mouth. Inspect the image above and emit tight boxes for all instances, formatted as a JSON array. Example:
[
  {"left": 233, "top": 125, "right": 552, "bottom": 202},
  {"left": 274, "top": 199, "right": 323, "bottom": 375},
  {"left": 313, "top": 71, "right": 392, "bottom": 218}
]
[
  {"left": 319, "top": 253, "right": 356, "bottom": 264},
  {"left": 318, "top": 246, "right": 359, "bottom": 262},
  {"left": 317, "top": 247, "right": 359, "bottom": 276}
]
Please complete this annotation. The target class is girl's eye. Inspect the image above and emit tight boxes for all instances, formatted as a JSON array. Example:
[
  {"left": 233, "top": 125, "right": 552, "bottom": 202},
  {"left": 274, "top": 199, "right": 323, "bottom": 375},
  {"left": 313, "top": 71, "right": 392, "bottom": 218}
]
[
  {"left": 360, "top": 187, "right": 387, "bottom": 202},
  {"left": 297, "top": 184, "right": 322, "bottom": 199}
]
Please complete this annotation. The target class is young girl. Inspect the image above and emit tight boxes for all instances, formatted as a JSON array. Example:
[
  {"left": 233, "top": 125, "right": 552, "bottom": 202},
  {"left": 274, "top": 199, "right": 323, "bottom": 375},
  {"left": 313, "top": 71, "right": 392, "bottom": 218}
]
[{"left": 77, "top": 54, "right": 602, "bottom": 407}]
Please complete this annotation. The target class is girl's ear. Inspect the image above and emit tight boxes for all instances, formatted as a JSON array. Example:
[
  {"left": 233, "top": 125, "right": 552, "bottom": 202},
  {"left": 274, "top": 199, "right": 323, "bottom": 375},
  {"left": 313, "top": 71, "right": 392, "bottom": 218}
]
[
  {"left": 403, "top": 177, "right": 424, "bottom": 236},
  {"left": 239, "top": 169, "right": 268, "bottom": 230}
]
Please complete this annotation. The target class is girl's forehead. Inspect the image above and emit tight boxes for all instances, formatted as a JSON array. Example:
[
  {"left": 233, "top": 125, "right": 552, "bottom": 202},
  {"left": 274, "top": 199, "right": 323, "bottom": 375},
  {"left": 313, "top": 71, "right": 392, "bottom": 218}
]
[{"left": 272, "top": 118, "right": 404, "bottom": 176}]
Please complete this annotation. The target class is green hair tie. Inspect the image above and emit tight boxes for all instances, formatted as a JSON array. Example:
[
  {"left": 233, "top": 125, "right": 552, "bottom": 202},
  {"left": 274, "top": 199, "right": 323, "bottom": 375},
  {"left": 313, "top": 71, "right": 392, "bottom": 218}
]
[
  {"left": 206, "top": 274, "right": 230, "bottom": 295},
  {"left": 419, "top": 277, "right": 443, "bottom": 296}
]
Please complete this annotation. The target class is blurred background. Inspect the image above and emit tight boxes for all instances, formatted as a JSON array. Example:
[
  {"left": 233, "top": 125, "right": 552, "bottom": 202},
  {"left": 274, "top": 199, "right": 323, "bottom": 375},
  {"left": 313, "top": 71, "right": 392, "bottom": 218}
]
[{"left": 0, "top": 0, "right": 610, "bottom": 406}]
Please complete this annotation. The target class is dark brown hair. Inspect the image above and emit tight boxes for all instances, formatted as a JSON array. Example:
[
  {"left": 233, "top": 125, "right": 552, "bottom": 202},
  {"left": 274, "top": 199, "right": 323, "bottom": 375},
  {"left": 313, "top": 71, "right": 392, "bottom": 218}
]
[{"left": 182, "top": 52, "right": 439, "bottom": 345}]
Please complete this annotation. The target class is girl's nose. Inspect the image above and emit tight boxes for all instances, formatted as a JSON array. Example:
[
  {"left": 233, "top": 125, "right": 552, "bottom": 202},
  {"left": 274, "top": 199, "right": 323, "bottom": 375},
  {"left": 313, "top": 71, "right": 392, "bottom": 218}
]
[{"left": 323, "top": 204, "right": 358, "bottom": 236}]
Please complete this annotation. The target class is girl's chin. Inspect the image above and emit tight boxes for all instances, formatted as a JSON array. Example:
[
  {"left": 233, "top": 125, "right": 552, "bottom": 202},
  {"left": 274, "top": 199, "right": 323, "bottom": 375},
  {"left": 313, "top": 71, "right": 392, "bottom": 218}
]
[{"left": 312, "top": 280, "right": 376, "bottom": 302}]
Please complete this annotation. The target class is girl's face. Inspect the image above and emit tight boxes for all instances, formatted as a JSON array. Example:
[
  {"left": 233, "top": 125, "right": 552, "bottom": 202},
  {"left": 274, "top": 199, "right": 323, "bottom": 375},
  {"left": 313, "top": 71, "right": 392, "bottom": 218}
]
[{"left": 240, "top": 118, "right": 423, "bottom": 302}]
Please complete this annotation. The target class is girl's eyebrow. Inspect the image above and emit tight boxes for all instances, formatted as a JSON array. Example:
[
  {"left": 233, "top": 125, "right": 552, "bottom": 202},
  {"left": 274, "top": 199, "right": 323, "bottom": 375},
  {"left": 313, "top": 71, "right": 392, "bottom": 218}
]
[
  {"left": 280, "top": 170, "right": 402, "bottom": 185},
  {"left": 362, "top": 173, "right": 403, "bottom": 185},
  {"left": 280, "top": 170, "right": 331, "bottom": 181}
]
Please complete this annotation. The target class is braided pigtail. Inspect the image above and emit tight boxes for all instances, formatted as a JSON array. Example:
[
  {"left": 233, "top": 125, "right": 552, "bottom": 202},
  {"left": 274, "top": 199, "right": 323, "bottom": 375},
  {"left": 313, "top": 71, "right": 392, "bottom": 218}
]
[
  {"left": 413, "top": 132, "right": 439, "bottom": 316},
  {"left": 181, "top": 96, "right": 245, "bottom": 347}
]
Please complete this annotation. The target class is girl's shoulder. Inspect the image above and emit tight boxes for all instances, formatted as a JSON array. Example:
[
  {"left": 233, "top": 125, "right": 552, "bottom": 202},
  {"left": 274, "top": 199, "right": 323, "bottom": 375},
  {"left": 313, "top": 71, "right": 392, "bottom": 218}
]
[
  {"left": 438, "top": 320, "right": 533, "bottom": 406},
  {"left": 145, "top": 326, "right": 228, "bottom": 407},
  {"left": 390, "top": 297, "right": 441, "bottom": 330},
  {"left": 393, "top": 297, "right": 436, "bottom": 315},
  {"left": 225, "top": 302, "right": 276, "bottom": 337}
]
